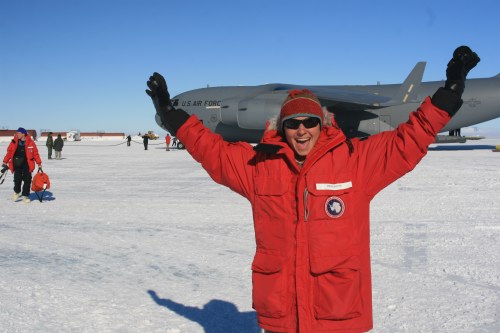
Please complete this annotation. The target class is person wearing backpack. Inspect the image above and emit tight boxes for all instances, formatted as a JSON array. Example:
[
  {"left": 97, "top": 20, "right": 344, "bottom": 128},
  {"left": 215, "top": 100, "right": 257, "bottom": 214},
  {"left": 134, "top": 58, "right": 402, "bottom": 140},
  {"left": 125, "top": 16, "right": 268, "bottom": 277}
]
[
  {"left": 142, "top": 133, "right": 149, "bottom": 150},
  {"left": 53, "top": 134, "right": 64, "bottom": 160},
  {"left": 2, "top": 127, "right": 43, "bottom": 203}
]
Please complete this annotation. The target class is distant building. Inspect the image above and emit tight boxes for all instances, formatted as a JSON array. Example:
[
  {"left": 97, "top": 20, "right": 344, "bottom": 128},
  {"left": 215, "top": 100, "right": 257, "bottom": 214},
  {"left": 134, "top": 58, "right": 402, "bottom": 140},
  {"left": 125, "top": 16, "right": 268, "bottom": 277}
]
[
  {"left": 39, "top": 131, "right": 67, "bottom": 141},
  {"left": 1, "top": 130, "right": 125, "bottom": 143},
  {"left": 0, "top": 129, "right": 38, "bottom": 142}
]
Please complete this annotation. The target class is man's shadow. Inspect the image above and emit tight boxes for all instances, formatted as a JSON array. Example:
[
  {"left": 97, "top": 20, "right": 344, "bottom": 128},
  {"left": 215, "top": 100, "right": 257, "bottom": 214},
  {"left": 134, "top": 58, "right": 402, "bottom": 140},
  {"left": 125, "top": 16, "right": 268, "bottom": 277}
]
[{"left": 147, "top": 290, "right": 260, "bottom": 333}]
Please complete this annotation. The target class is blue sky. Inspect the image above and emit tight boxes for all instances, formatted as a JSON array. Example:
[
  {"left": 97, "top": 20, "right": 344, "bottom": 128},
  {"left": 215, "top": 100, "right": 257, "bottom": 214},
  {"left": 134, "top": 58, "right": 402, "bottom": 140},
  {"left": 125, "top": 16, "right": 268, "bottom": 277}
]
[{"left": 1, "top": 0, "right": 499, "bottom": 136}]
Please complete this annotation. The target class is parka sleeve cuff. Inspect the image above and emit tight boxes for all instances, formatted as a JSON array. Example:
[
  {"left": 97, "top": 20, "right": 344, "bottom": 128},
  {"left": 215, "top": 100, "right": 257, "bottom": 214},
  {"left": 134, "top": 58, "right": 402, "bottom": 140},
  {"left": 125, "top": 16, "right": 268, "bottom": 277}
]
[
  {"left": 159, "top": 108, "right": 191, "bottom": 136},
  {"left": 431, "top": 87, "right": 463, "bottom": 116}
]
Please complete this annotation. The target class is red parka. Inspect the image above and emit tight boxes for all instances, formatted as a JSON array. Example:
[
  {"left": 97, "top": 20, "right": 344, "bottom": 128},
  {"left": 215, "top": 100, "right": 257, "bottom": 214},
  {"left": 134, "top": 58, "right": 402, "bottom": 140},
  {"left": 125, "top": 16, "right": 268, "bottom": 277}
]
[
  {"left": 3, "top": 135, "right": 42, "bottom": 173},
  {"left": 175, "top": 97, "right": 451, "bottom": 333}
]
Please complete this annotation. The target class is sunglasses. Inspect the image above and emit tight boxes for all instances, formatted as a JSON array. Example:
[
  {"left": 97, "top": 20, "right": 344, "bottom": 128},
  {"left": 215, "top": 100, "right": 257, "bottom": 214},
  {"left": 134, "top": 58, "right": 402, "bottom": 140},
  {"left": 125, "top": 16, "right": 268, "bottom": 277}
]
[{"left": 283, "top": 117, "right": 321, "bottom": 130}]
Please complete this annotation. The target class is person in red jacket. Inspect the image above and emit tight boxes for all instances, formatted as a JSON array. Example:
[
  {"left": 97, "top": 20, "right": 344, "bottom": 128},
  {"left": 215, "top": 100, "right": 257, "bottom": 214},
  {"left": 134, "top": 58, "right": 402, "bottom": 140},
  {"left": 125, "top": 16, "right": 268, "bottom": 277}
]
[
  {"left": 146, "top": 46, "right": 479, "bottom": 333},
  {"left": 165, "top": 133, "right": 171, "bottom": 151},
  {"left": 2, "top": 127, "right": 43, "bottom": 203}
]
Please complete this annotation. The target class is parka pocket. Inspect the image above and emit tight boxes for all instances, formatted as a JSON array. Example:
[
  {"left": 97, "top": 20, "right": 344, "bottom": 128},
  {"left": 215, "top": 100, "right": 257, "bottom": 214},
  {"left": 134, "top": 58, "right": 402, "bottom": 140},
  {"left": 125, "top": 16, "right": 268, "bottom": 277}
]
[
  {"left": 307, "top": 185, "right": 359, "bottom": 256},
  {"left": 311, "top": 255, "right": 362, "bottom": 320},
  {"left": 253, "top": 177, "right": 291, "bottom": 238},
  {"left": 306, "top": 186, "right": 352, "bottom": 221},
  {"left": 251, "top": 251, "right": 286, "bottom": 318}
]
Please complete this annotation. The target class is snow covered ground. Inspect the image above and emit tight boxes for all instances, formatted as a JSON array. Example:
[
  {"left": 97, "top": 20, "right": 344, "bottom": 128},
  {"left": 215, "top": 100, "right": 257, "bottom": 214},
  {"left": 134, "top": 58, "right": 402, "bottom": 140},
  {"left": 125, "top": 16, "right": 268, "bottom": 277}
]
[{"left": 0, "top": 138, "right": 499, "bottom": 333}]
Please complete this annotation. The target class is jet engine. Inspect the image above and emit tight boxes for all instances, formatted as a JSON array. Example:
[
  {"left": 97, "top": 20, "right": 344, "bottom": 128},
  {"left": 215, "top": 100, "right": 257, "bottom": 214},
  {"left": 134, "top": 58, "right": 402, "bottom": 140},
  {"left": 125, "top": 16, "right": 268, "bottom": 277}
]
[{"left": 219, "top": 91, "right": 289, "bottom": 130}]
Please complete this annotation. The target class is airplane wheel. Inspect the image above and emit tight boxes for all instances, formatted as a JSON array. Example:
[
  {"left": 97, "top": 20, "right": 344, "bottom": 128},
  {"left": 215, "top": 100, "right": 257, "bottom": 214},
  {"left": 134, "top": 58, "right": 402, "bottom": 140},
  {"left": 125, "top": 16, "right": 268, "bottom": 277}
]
[{"left": 177, "top": 142, "right": 185, "bottom": 149}]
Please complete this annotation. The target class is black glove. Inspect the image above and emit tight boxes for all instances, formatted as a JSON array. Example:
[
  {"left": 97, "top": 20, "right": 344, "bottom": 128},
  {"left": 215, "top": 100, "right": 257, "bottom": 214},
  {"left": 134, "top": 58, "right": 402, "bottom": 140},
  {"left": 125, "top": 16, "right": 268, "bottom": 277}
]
[
  {"left": 146, "top": 72, "right": 175, "bottom": 112},
  {"left": 145, "top": 72, "right": 190, "bottom": 135},
  {"left": 445, "top": 46, "right": 480, "bottom": 97},
  {"left": 432, "top": 46, "right": 480, "bottom": 116},
  {"left": 1, "top": 163, "right": 8, "bottom": 173}
]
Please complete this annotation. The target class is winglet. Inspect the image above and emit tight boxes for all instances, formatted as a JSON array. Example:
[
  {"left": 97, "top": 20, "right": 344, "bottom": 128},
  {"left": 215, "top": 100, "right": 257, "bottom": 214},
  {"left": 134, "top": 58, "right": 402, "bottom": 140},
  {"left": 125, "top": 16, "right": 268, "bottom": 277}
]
[{"left": 390, "top": 61, "right": 426, "bottom": 104}]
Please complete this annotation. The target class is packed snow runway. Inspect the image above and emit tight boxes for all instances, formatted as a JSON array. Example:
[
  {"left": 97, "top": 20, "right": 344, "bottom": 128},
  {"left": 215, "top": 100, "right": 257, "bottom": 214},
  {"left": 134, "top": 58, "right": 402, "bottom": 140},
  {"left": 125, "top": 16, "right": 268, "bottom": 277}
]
[{"left": 0, "top": 139, "right": 499, "bottom": 332}]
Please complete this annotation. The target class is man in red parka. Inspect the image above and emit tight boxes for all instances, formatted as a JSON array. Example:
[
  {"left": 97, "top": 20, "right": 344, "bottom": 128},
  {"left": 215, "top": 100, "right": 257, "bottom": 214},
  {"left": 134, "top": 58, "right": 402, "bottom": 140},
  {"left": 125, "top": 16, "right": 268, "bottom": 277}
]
[
  {"left": 165, "top": 133, "right": 171, "bottom": 151},
  {"left": 2, "top": 127, "right": 43, "bottom": 203},
  {"left": 146, "top": 46, "right": 479, "bottom": 333}
]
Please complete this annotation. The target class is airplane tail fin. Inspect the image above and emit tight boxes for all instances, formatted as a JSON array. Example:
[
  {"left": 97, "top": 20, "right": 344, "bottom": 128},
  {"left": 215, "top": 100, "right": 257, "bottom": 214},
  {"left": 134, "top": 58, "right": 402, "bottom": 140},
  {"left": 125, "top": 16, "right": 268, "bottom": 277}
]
[{"left": 389, "top": 61, "right": 426, "bottom": 104}]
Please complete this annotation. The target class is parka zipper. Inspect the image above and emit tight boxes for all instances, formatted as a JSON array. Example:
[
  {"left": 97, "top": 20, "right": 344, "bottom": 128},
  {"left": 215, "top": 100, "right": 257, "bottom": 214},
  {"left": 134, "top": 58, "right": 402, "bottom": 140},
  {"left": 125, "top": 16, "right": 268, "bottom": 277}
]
[
  {"left": 298, "top": 133, "right": 345, "bottom": 223},
  {"left": 303, "top": 188, "right": 309, "bottom": 221}
]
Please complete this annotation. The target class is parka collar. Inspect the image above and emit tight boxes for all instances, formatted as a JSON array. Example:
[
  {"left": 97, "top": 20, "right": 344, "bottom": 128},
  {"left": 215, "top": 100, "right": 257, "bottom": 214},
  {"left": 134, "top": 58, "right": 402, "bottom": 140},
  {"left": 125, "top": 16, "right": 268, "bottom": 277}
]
[{"left": 12, "top": 134, "right": 31, "bottom": 143}]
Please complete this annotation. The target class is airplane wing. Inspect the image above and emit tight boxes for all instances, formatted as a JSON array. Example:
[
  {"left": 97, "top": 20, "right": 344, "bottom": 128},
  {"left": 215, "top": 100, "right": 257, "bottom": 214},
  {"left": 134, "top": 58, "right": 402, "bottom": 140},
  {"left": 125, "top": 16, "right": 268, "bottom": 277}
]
[
  {"left": 271, "top": 61, "right": 427, "bottom": 111},
  {"left": 271, "top": 84, "right": 391, "bottom": 109}
]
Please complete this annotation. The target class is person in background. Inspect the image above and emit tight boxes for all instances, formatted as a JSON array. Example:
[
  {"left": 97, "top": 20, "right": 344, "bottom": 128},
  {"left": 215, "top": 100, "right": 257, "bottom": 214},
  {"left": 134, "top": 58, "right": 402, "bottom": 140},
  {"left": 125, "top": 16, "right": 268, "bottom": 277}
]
[
  {"left": 142, "top": 133, "right": 149, "bottom": 150},
  {"left": 46, "top": 132, "right": 54, "bottom": 159},
  {"left": 165, "top": 133, "right": 171, "bottom": 151},
  {"left": 53, "top": 134, "right": 64, "bottom": 160},
  {"left": 2, "top": 127, "right": 43, "bottom": 203},
  {"left": 127, "top": 135, "right": 132, "bottom": 147},
  {"left": 146, "top": 46, "right": 479, "bottom": 333}
]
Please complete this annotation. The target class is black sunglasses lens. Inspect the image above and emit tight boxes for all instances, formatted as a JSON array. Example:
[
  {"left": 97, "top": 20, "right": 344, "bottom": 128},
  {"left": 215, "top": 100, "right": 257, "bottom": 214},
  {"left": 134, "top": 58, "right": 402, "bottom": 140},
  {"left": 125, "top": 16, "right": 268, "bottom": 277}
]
[
  {"left": 303, "top": 117, "right": 320, "bottom": 128},
  {"left": 284, "top": 119, "right": 301, "bottom": 129}
]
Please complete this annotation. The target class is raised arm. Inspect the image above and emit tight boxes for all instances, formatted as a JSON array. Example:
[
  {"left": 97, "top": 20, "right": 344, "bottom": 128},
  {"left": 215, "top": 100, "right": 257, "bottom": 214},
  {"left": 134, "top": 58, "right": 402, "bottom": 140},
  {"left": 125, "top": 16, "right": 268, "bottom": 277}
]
[
  {"left": 146, "top": 73, "right": 256, "bottom": 199},
  {"left": 357, "top": 46, "right": 480, "bottom": 196}
]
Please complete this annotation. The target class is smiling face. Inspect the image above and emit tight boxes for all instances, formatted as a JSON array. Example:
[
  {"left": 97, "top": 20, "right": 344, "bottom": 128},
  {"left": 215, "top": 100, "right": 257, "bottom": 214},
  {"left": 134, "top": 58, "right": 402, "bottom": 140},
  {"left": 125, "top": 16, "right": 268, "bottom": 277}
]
[{"left": 284, "top": 116, "right": 321, "bottom": 160}]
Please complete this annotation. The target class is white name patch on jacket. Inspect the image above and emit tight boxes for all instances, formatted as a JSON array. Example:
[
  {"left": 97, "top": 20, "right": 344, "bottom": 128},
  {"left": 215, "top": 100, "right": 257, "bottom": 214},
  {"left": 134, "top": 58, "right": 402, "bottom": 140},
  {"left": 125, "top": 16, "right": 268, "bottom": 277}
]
[{"left": 316, "top": 181, "right": 352, "bottom": 191}]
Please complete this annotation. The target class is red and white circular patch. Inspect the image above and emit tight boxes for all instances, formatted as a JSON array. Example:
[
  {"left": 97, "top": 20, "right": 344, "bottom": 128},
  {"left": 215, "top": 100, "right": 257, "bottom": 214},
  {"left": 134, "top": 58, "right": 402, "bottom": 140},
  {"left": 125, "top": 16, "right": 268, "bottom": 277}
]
[{"left": 325, "top": 196, "right": 345, "bottom": 218}]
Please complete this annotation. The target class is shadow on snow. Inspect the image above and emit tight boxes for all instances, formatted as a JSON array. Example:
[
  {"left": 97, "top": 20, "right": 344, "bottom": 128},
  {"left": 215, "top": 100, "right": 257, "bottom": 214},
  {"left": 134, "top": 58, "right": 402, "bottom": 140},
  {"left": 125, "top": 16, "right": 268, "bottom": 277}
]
[
  {"left": 147, "top": 290, "right": 260, "bottom": 333},
  {"left": 429, "top": 144, "right": 496, "bottom": 151}
]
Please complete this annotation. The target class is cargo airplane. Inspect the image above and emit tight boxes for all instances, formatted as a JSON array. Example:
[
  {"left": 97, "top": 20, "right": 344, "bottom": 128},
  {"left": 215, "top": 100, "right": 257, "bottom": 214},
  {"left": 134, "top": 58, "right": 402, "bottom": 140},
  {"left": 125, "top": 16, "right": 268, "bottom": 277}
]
[{"left": 155, "top": 62, "right": 500, "bottom": 147}]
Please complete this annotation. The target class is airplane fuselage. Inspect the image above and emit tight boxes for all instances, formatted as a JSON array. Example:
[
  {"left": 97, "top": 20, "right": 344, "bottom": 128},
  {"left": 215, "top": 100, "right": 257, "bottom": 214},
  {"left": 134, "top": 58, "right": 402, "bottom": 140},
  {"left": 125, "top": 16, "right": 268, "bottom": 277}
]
[{"left": 158, "top": 75, "right": 500, "bottom": 143}]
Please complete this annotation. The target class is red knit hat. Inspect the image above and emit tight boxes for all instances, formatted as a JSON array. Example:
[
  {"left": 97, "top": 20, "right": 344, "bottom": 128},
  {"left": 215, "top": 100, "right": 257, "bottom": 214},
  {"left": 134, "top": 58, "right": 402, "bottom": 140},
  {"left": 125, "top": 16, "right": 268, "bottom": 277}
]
[{"left": 279, "top": 89, "right": 323, "bottom": 131}]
